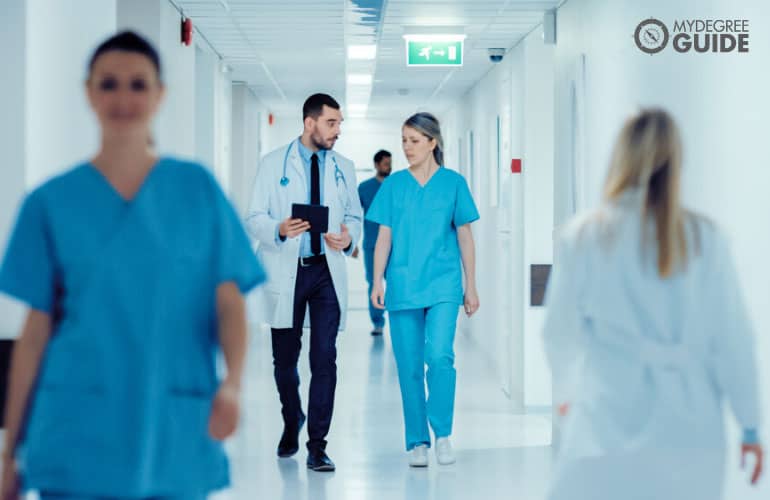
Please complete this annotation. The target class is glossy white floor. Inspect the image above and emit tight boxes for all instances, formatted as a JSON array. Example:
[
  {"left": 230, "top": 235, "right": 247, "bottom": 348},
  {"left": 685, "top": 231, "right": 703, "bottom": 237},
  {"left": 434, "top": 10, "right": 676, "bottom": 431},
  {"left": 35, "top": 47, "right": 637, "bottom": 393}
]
[
  {"left": 213, "top": 287, "right": 770, "bottom": 500},
  {"left": 213, "top": 290, "right": 554, "bottom": 500},
  {"left": 7, "top": 281, "right": 764, "bottom": 499}
]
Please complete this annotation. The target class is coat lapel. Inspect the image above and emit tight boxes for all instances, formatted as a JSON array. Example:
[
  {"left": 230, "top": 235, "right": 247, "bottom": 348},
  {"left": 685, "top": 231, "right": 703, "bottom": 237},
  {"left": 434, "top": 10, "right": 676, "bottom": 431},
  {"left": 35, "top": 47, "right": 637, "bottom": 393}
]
[
  {"left": 323, "top": 152, "right": 336, "bottom": 207},
  {"left": 288, "top": 141, "right": 307, "bottom": 192}
]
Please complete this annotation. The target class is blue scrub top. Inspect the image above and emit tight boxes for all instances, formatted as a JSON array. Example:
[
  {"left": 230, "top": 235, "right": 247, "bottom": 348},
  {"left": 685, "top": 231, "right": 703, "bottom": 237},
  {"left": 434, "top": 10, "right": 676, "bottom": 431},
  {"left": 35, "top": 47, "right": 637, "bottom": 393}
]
[
  {"left": 358, "top": 176, "right": 384, "bottom": 251},
  {"left": 365, "top": 167, "right": 479, "bottom": 311},
  {"left": 0, "top": 157, "right": 265, "bottom": 496}
]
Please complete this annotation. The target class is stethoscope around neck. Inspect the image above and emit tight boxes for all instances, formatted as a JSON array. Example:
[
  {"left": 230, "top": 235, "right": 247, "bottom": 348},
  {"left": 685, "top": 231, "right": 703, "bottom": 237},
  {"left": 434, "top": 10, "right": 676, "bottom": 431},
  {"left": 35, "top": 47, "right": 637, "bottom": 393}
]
[{"left": 280, "top": 139, "right": 346, "bottom": 189}]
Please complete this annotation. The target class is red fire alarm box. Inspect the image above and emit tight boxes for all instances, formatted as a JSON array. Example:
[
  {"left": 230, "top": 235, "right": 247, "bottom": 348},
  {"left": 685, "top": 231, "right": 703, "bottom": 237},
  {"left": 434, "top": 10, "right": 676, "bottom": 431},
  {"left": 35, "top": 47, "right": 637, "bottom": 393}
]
[
  {"left": 181, "top": 18, "right": 193, "bottom": 46},
  {"left": 511, "top": 158, "right": 522, "bottom": 173}
]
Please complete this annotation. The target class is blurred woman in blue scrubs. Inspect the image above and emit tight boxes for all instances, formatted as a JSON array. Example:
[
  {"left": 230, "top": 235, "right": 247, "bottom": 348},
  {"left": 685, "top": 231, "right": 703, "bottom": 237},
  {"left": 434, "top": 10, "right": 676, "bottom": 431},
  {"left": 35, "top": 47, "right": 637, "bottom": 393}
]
[
  {"left": 368, "top": 112, "right": 480, "bottom": 467},
  {"left": 0, "top": 32, "right": 265, "bottom": 499},
  {"left": 543, "top": 109, "right": 763, "bottom": 500}
]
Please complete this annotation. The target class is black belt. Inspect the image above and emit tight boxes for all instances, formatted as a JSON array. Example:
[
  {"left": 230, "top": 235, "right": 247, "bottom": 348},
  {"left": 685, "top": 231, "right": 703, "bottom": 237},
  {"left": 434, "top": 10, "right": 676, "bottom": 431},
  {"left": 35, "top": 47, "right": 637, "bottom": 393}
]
[{"left": 298, "top": 254, "right": 326, "bottom": 267}]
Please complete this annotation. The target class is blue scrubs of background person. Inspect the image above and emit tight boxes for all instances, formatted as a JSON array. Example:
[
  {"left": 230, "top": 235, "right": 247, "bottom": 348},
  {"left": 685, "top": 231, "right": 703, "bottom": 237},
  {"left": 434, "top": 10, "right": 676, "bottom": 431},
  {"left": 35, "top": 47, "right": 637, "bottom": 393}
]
[
  {"left": 0, "top": 32, "right": 265, "bottom": 499},
  {"left": 358, "top": 149, "right": 392, "bottom": 336},
  {"left": 368, "top": 113, "right": 479, "bottom": 468}
]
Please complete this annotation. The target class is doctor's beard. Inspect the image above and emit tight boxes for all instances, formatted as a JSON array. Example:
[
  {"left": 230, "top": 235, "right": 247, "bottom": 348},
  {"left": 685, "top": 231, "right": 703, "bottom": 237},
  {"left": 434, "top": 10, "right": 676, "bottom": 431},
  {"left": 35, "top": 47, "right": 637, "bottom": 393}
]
[{"left": 311, "top": 132, "right": 339, "bottom": 151}]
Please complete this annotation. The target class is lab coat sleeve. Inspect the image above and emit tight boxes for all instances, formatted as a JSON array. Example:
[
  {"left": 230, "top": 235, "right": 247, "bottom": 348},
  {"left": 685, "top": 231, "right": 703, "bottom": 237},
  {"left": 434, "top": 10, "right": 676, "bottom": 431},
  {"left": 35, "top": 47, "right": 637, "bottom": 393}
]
[
  {"left": 0, "top": 190, "right": 56, "bottom": 313},
  {"left": 244, "top": 157, "right": 282, "bottom": 251},
  {"left": 709, "top": 232, "right": 761, "bottom": 432},
  {"left": 343, "top": 163, "right": 363, "bottom": 256},
  {"left": 542, "top": 227, "right": 586, "bottom": 406}
]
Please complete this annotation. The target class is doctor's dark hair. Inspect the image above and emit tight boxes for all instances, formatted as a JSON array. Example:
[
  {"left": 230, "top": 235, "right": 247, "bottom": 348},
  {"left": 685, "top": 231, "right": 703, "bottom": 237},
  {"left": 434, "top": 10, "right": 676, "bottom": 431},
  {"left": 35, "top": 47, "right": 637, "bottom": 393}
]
[
  {"left": 604, "top": 108, "right": 687, "bottom": 278},
  {"left": 403, "top": 112, "right": 444, "bottom": 166},
  {"left": 87, "top": 31, "right": 162, "bottom": 80},
  {"left": 373, "top": 150, "right": 391, "bottom": 164},
  {"left": 303, "top": 93, "right": 341, "bottom": 120}
]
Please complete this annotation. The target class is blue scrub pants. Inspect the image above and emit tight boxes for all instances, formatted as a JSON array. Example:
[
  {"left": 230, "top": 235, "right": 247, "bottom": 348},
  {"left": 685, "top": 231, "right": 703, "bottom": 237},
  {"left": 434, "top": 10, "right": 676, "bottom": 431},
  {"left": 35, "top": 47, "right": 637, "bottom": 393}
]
[
  {"left": 363, "top": 248, "right": 385, "bottom": 329},
  {"left": 388, "top": 302, "right": 459, "bottom": 451}
]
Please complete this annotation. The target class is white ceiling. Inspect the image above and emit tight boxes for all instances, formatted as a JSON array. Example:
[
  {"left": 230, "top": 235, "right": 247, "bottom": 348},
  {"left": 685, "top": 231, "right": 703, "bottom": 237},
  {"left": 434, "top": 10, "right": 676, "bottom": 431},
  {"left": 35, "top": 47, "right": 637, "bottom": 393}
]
[{"left": 174, "top": 0, "right": 561, "bottom": 118}]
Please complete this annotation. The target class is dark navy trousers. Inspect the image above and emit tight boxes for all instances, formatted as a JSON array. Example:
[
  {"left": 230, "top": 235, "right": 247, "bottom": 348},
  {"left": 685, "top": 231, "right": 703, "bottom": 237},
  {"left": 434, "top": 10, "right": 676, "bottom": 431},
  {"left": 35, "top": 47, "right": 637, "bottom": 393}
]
[{"left": 271, "top": 258, "right": 340, "bottom": 452}]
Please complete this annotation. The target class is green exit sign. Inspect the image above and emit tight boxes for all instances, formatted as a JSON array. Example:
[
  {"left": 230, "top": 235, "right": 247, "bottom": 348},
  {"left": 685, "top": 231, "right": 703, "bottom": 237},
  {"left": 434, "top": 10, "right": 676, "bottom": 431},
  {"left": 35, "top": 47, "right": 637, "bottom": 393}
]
[{"left": 406, "top": 39, "right": 464, "bottom": 66}]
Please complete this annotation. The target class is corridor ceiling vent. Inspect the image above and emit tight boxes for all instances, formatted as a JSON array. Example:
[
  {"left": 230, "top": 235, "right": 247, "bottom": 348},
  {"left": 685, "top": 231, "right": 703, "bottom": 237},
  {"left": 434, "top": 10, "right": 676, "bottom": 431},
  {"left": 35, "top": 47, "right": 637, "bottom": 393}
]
[{"left": 349, "top": 0, "right": 386, "bottom": 29}]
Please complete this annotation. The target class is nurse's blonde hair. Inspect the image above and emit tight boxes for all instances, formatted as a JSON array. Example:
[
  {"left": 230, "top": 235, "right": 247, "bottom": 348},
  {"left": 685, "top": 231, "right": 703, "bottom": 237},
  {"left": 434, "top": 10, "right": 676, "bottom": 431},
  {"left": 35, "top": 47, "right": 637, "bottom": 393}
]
[{"left": 603, "top": 108, "right": 688, "bottom": 278}]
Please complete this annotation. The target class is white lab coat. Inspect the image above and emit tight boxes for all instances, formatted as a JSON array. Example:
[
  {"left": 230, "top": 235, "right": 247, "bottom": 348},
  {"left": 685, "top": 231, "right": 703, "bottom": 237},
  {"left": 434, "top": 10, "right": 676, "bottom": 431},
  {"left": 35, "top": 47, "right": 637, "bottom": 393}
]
[
  {"left": 543, "top": 190, "right": 761, "bottom": 500},
  {"left": 245, "top": 141, "right": 363, "bottom": 330}
]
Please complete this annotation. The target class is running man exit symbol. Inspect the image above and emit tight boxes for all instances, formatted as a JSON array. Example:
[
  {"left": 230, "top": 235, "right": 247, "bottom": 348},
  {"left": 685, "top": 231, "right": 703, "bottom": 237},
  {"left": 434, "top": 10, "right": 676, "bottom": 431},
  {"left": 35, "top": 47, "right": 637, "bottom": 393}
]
[{"left": 407, "top": 40, "right": 464, "bottom": 66}]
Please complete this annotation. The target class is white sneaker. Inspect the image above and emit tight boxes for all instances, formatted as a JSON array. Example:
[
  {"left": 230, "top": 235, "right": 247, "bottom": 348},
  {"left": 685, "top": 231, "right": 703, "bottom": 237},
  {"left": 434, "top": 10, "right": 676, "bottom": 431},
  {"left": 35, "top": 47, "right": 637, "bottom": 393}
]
[
  {"left": 409, "top": 444, "right": 429, "bottom": 467},
  {"left": 435, "top": 437, "right": 456, "bottom": 465}
]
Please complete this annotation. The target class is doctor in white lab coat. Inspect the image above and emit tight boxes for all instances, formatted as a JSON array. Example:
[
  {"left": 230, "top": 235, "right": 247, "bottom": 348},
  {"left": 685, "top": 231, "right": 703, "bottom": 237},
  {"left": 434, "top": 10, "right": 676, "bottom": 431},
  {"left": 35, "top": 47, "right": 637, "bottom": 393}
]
[
  {"left": 543, "top": 109, "right": 763, "bottom": 500},
  {"left": 245, "top": 93, "right": 362, "bottom": 471}
]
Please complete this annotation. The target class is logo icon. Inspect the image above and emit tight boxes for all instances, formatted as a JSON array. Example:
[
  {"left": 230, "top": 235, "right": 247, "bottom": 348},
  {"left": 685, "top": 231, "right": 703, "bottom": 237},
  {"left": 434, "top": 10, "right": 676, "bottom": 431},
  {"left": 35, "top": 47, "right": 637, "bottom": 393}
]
[{"left": 635, "top": 18, "right": 669, "bottom": 54}]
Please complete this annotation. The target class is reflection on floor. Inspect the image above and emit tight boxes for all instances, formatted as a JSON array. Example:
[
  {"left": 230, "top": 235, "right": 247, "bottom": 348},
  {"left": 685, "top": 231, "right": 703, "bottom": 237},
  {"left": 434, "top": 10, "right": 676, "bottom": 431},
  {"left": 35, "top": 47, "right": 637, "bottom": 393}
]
[
  {"left": 213, "top": 307, "right": 553, "bottom": 500},
  {"left": 11, "top": 305, "right": 767, "bottom": 499}
]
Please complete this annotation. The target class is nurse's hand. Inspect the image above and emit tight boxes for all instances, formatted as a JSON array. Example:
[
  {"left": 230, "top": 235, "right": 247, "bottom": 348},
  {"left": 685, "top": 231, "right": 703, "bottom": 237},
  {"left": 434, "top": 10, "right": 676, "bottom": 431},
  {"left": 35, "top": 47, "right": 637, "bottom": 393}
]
[
  {"left": 371, "top": 280, "right": 386, "bottom": 309},
  {"left": 742, "top": 443, "right": 764, "bottom": 485},
  {"left": 463, "top": 286, "right": 480, "bottom": 317},
  {"left": 0, "top": 455, "right": 21, "bottom": 500},
  {"left": 279, "top": 218, "right": 310, "bottom": 238},
  {"left": 324, "top": 223, "right": 352, "bottom": 251},
  {"left": 208, "top": 382, "right": 240, "bottom": 441}
]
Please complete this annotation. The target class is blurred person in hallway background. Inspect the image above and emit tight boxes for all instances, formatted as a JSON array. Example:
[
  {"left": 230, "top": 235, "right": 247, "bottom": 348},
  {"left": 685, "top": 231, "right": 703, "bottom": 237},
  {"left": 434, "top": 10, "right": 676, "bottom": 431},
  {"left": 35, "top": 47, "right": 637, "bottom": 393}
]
[
  {"left": 543, "top": 108, "right": 763, "bottom": 500},
  {"left": 358, "top": 149, "right": 392, "bottom": 336}
]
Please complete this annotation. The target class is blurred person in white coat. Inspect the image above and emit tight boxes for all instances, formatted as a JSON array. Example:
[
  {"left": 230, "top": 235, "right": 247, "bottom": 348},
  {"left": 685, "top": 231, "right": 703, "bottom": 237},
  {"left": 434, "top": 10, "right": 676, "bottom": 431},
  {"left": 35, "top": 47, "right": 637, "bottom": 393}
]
[{"left": 543, "top": 108, "right": 763, "bottom": 500}]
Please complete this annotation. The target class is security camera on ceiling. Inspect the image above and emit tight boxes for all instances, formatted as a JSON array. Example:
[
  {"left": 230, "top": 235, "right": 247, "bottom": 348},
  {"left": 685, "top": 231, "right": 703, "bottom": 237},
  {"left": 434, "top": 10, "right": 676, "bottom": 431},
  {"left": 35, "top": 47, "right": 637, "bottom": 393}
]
[{"left": 488, "top": 48, "right": 505, "bottom": 63}]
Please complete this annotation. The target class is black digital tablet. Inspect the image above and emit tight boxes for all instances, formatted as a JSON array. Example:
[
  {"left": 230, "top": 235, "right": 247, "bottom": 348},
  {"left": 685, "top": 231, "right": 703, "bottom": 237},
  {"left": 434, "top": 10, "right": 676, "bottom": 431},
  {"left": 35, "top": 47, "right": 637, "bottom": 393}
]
[{"left": 291, "top": 203, "right": 329, "bottom": 233}]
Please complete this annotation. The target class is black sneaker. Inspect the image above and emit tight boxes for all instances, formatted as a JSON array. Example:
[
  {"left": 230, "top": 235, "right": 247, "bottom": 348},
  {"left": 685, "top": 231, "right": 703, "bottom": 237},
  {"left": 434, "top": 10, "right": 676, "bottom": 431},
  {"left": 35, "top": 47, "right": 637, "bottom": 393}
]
[
  {"left": 307, "top": 449, "right": 336, "bottom": 472},
  {"left": 277, "top": 413, "right": 306, "bottom": 458},
  {"left": 371, "top": 326, "right": 384, "bottom": 336}
]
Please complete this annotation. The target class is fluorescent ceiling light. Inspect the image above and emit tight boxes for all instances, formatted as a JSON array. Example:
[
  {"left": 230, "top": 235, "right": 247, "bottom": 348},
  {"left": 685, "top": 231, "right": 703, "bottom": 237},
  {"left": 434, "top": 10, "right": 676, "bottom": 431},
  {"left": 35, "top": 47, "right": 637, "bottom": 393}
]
[
  {"left": 347, "top": 45, "right": 377, "bottom": 60},
  {"left": 347, "top": 74, "right": 373, "bottom": 85},
  {"left": 346, "top": 86, "right": 372, "bottom": 95},
  {"left": 346, "top": 104, "right": 368, "bottom": 118},
  {"left": 402, "top": 34, "right": 467, "bottom": 42}
]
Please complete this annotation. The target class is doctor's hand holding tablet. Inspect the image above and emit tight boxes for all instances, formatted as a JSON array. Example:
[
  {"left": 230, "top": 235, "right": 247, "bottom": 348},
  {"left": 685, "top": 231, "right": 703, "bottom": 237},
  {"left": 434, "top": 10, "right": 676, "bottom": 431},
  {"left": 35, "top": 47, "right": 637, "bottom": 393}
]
[
  {"left": 278, "top": 214, "right": 351, "bottom": 252},
  {"left": 278, "top": 217, "right": 311, "bottom": 238}
]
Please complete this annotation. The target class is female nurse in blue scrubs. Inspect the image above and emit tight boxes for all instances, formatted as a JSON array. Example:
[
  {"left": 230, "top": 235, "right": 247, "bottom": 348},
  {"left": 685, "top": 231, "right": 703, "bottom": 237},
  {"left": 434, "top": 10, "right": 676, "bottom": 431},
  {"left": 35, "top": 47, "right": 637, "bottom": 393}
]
[
  {"left": 368, "top": 112, "right": 480, "bottom": 467},
  {"left": 0, "top": 32, "right": 265, "bottom": 499}
]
